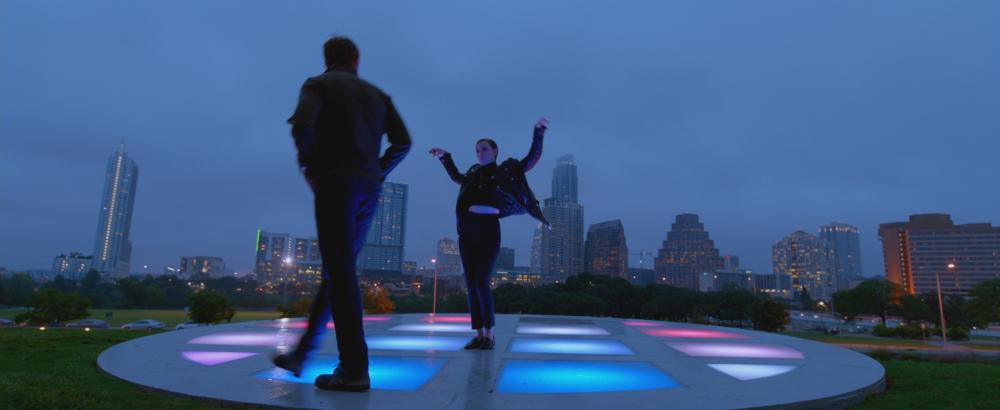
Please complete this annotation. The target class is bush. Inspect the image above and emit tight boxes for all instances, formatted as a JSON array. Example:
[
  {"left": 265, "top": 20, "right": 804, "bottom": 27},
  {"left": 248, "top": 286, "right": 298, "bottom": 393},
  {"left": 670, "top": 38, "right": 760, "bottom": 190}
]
[
  {"left": 873, "top": 324, "right": 893, "bottom": 337},
  {"left": 14, "top": 289, "right": 90, "bottom": 325},
  {"left": 277, "top": 298, "right": 312, "bottom": 318},
  {"left": 188, "top": 290, "right": 235, "bottom": 324},
  {"left": 947, "top": 327, "right": 970, "bottom": 341}
]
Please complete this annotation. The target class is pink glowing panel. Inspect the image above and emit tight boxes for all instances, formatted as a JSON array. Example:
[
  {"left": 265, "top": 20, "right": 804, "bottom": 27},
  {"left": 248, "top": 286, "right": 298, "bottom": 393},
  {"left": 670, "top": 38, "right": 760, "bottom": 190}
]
[
  {"left": 364, "top": 316, "right": 391, "bottom": 321},
  {"left": 623, "top": 320, "right": 661, "bottom": 327},
  {"left": 640, "top": 328, "right": 749, "bottom": 339},
  {"left": 421, "top": 315, "right": 471, "bottom": 323},
  {"left": 181, "top": 351, "right": 257, "bottom": 366},
  {"left": 187, "top": 332, "right": 300, "bottom": 347},
  {"left": 667, "top": 342, "right": 804, "bottom": 359}
]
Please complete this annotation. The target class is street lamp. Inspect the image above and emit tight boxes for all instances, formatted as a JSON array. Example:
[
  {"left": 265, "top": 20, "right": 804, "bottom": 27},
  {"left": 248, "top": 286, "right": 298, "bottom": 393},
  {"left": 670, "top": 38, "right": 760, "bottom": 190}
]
[
  {"left": 431, "top": 258, "right": 439, "bottom": 315},
  {"left": 283, "top": 257, "right": 293, "bottom": 305},
  {"left": 936, "top": 262, "right": 957, "bottom": 342}
]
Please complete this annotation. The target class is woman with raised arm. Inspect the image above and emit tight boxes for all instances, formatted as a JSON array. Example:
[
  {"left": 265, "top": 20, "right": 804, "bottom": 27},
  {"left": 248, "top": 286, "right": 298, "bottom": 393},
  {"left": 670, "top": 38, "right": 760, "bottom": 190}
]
[{"left": 429, "top": 118, "right": 550, "bottom": 350}]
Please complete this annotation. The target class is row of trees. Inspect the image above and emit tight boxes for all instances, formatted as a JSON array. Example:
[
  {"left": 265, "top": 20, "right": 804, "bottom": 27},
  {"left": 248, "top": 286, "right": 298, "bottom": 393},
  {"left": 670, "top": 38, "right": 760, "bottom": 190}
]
[
  {"left": 833, "top": 278, "right": 1000, "bottom": 331},
  {"left": 0, "top": 270, "right": 278, "bottom": 310},
  {"left": 392, "top": 274, "right": 791, "bottom": 332}
]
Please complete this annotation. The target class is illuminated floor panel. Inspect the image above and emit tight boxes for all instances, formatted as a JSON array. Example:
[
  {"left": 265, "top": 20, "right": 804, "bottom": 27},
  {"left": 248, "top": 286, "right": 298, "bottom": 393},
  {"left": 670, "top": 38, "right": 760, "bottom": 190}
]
[
  {"left": 390, "top": 323, "right": 476, "bottom": 333},
  {"left": 510, "top": 338, "right": 633, "bottom": 355},
  {"left": 516, "top": 324, "right": 610, "bottom": 336},
  {"left": 640, "top": 328, "right": 749, "bottom": 339},
  {"left": 181, "top": 351, "right": 257, "bottom": 366},
  {"left": 187, "top": 332, "right": 300, "bottom": 347},
  {"left": 367, "top": 335, "right": 469, "bottom": 351},
  {"left": 498, "top": 360, "right": 679, "bottom": 393},
  {"left": 667, "top": 342, "right": 805, "bottom": 359},
  {"left": 256, "top": 356, "right": 447, "bottom": 391},
  {"left": 421, "top": 314, "right": 471, "bottom": 323},
  {"left": 708, "top": 364, "right": 797, "bottom": 381}
]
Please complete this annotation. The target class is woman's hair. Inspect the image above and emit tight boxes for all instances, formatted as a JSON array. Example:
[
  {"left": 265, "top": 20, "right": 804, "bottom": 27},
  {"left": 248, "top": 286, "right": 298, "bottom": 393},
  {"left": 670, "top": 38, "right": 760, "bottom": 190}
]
[{"left": 476, "top": 138, "right": 498, "bottom": 150}]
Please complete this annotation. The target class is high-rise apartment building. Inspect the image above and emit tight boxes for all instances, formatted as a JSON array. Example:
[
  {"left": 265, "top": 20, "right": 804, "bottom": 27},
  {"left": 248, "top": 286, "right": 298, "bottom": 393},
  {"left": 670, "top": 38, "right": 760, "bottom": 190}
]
[
  {"left": 92, "top": 146, "right": 139, "bottom": 276},
  {"left": 584, "top": 220, "right": 628, "bottom": 278}
]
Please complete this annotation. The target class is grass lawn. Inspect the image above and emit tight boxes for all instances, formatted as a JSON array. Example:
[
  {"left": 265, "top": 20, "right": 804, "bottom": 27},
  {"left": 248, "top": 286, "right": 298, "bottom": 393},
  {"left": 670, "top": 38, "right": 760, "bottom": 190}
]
[
  {"left": 857, "top": 359, "right": 1000, "bottom": 409},
  {"left": 0, "top": 328, "right": 260, "bottom": 409},
  {"left": 784, "top": 331, "right": 932, "bottom": 348},
  {"left": 0, "top": 308, "right": 280, "bottom": 327}
]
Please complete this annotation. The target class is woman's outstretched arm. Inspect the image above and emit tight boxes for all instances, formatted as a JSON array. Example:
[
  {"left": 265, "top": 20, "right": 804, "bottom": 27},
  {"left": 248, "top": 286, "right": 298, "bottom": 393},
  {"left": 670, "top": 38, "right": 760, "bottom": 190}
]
[
  {"left": 430, "top": 148, "right": 465, "bottom": 185},
  {"left": 520, "top": 118, "right": 549, "bottom": 172}
]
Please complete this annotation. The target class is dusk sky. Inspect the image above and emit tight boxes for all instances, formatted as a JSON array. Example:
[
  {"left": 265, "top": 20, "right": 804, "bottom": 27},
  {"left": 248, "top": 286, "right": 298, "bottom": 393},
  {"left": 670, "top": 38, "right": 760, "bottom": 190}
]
[{"left": 2, "top": 1, "right": 998, "bottom": 277}]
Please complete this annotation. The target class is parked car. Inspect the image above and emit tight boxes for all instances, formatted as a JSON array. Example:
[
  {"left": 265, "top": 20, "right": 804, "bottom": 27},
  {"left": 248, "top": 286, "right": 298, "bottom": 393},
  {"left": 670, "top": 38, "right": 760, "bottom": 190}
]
[
  {"left": 175, "top": 321, "right": 207, "bottom": 330},
  {"left": 121, "top": 319, "right": 165, "bottom": 330},
  {"left": 0, "top": 318, "right": 16, "bottom": 327},
  {"left": 66, "top": 319, "right": 109, "bottom": 329}
]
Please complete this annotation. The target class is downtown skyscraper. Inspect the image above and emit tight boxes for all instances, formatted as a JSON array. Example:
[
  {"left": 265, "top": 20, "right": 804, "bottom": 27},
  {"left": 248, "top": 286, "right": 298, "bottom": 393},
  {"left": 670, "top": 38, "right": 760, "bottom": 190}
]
[
  {"left": 654, "top": 214, "right": 724, "bottom": 290},
  {"left": 358, "top": 182, "right": 408, "bottom": 275},
  {"left": 879, "top": 213, "right": 1000, "bottom": 297},
  {"left": 819, "top": 222, "right": 863, "bottom": 291},
  {"left": 773, "top": 231, "right": 835, "bottom": 300},
  {"left": 92, "top": 146, "right": 139, "bottom": 276},
  {"left": 534, "top": 155, "right": 585, "bottom": 281},
  {"left": 584, "top": 220, "right": 629, "bottom": 279}
]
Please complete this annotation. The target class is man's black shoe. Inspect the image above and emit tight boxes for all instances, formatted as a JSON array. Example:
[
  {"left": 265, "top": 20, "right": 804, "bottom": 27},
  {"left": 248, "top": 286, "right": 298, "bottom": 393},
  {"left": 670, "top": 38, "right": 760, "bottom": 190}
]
[
  {"left": 272, "top": 353, "right": 304, "bottom": 377},
  {"left": 463, "top": 337, "right": 484, "bottom": 350},
  {"left": 315, "top": 368, "right": 371, "bottom": 392}
]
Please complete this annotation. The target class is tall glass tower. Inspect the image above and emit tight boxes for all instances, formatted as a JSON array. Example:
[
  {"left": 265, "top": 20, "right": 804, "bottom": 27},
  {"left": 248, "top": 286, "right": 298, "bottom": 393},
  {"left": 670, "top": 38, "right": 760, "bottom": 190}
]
[
  {"left": 537, "top": 155, "right": 584, "bottom": 281},
  {"left": 92, "top": 145, "right": 139, "bottom": 276},
  {"left": 358, "top": 182, "right": 408, "bottom": 274},
  {"left": 818, "top": 222, "right": 863, "bottom": 291}
]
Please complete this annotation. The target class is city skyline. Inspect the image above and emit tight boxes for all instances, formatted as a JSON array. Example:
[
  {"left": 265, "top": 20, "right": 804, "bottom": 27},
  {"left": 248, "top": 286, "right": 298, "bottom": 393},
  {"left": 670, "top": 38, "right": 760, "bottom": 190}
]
[{"left": 2, "top": 2, "right": 998, "bottom": 277}]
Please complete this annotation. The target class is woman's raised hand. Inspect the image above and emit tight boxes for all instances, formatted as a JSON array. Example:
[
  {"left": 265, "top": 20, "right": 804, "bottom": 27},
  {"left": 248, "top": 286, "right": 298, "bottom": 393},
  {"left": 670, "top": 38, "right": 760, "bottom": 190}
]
[
  {"left": 429, "top": 147, "right": 449, "bottom": 158},
  {"left": 535, "top": 118, "right": 549, "bottom": 130}
]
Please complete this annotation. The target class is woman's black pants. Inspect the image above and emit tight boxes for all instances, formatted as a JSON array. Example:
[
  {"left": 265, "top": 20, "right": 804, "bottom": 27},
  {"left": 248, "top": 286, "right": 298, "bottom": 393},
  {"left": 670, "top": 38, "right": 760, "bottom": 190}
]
[{"left": 458, "top": 212, "right": 500, "bottom": 330}]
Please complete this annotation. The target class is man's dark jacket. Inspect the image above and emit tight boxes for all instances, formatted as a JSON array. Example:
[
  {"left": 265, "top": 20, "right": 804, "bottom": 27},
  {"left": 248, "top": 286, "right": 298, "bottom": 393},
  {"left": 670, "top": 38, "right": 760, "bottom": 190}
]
[{"left": 288, "top": 67, "right": 411, "bottom": 181}]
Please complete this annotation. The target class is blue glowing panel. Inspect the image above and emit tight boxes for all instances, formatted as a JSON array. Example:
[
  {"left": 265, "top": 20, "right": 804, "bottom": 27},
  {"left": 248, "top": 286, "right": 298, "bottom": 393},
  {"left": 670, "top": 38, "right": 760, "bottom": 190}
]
[
  {"left": 497, "top": 360, "right": 679, "bottom": 393},
  {"left": 708, "top": 364, "right": 797, "bottom": 381},
  {"left": 515, "top": 324, "right": 610, "bottom": 336},
  {"left": 510, "top": 338, "right": 633, "bottom": 355},
  {"left": 256, "top": 356, "right": 447, "bottom": 391},
  {"left": 367, "top": 335, "right": 468, "bottom": 351},
  {"left": 390, "top": 323, "right": 476, "bottom": 333}
]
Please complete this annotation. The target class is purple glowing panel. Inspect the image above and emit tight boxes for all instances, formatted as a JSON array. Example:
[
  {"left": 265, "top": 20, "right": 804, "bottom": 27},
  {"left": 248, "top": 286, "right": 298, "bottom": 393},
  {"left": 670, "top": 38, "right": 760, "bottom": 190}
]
[
  {"left": 181, "top": 351, "right": 257, "bottom": 366},
  {"left": 667, "top": 342, "right": 804, "bottom": 359},
  {"left": 187, "top": 332, "right": 300, "bottom": 347},
  {"left": 708, "top": 364, "right": 797, "bottom": 381},
  {"left": 390, "top": 323, "right": 475, "bottom": 333},
  {"left": 640, "top": 328, "right": 749, "bottom": 339},
  {"left": 515, "top": 324, "right": 610, "bottom": 336}
]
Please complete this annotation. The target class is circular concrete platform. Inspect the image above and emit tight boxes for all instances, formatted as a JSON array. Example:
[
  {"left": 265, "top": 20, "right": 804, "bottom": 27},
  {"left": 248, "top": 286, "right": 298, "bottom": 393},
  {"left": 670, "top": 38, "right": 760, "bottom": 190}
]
[{"left": 98, "top": 314, "right": 884, "bottom": 409}]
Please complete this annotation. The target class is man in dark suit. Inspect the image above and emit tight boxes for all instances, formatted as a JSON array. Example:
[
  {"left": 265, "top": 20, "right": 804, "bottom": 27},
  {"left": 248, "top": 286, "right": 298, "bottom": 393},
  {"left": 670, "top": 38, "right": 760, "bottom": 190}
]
[{"left": 273, "top": 36, "right": 411, "bottom": 392}]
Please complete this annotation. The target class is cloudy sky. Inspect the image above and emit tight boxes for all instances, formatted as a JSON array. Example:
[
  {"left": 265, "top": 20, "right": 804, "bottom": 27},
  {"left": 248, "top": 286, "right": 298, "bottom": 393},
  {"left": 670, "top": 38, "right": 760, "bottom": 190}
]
[{"left": 2, "top": 1, "right": 998, "bottom": 276}]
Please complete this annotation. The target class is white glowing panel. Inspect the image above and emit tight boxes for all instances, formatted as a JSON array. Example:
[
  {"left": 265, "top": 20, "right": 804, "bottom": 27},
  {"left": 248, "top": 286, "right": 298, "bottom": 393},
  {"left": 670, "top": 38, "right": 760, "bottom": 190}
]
[
  {"left": 667, "top": 342, "right": 804, "bottom": 359},
  {"left": 389, "top": 323, "right": 476, "bottom": 333},
  {"left": 708, "top": 364, "right": 797, "bottom": 381},
  {"left": 516, "top": 324, "right": 610, "bottom": 336},
  {"left": 511, "top": 338, "right": 633, "bottom": 355}
]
